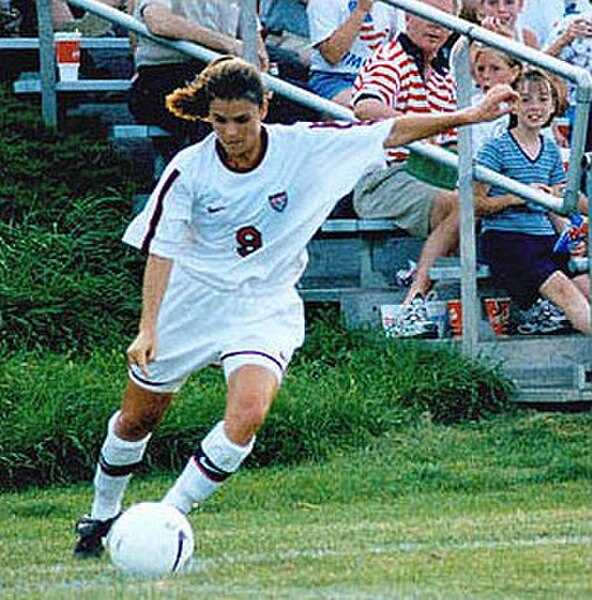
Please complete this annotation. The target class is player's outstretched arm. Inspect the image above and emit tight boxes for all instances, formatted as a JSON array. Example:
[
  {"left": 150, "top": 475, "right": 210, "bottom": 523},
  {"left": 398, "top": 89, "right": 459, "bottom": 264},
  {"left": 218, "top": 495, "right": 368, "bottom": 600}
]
[
  {"left": 383, "top": 84, "right": 518, "bottom": 149},
  {"left": 126, "top": 253, "right": 173, "bottom": 378}
]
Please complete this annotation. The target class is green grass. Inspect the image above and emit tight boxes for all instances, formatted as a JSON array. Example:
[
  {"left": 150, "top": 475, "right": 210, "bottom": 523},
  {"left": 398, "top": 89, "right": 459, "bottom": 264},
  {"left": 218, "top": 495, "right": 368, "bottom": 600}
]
[
  {"left": 0, "top": 326, "right": 513, "bottom": 491},
  {"left": 1, "top": 411, "right": 590, "bottom": 599}
]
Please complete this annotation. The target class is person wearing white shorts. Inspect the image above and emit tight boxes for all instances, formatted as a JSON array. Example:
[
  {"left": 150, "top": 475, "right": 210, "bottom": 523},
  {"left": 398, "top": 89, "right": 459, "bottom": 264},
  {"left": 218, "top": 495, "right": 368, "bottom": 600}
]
[
  {"left": 128, "top": 264, "right": 304, "bottom": 393},
  {"left": 72, "top": 55, "right": 517, "bottom": 559}
]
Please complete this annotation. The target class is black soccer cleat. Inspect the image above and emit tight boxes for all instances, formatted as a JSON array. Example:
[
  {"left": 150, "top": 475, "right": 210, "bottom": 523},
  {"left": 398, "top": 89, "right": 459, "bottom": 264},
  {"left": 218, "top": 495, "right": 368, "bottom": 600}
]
[{"left": 73, "top": 513, "right": 121, "bottom": 559}]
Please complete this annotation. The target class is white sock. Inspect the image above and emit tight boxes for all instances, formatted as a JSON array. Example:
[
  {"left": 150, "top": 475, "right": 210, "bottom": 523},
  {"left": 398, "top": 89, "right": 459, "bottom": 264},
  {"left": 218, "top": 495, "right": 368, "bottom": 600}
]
[
  {"left": 162, "top": 421, "right": 254, "bottom": 514},
  {"left": 90, "top": 411, "right": 151, "bottom": 520}
]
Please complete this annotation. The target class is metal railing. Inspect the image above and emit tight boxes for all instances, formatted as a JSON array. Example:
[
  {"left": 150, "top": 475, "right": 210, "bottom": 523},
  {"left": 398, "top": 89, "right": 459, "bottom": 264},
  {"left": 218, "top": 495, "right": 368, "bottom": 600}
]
[
  {"left": 380, "top": 0, "right": 592, "bottom": 352},
  {"left": 30, "top": 0, "right": 592, "bottom": 353}
]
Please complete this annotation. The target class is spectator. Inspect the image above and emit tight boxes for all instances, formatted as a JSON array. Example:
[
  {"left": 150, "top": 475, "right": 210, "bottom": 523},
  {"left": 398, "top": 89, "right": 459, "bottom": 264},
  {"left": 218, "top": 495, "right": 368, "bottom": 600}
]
[
  {"left": 474, "top": 69, "right": 591, "bottom": 335},
  {"left": 260, "top": 0, "right": 310, "bottom": 85},
  {"left": 471, "top": 45, "right": 522, "bottom": 152},
  {"left": 260, "top": 0, "right": 319, "bottom": 123},
  {"left": 129, "top": 0, "right": 268, "bottom": 165},
  {"left": 479, "top": 0, "right": 539, "bottom": 48},
  {"left": 351, "top": 0, "right": 460, "bottom": 338},
  {"left": 545, "top": 7, "right": 592, "bottom": 148},
  {"left": 519, "top": 0, "right": 589, "bottom": 48},
  {"left": 307, "top": 0, "right": 399, "bottom": 107}
]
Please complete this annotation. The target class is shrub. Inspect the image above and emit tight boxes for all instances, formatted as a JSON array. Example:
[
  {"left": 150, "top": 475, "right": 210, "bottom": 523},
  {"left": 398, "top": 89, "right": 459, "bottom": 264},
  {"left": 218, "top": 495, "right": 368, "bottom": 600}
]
[
  {"left": 0, "top": 322, "right": 514, "bottom": 491},
  {"left": 0, "top": 194, "right": 143, "bottom": 353},
  {"left": 0, "top": 84, "right": 139, "bottom": 226}
]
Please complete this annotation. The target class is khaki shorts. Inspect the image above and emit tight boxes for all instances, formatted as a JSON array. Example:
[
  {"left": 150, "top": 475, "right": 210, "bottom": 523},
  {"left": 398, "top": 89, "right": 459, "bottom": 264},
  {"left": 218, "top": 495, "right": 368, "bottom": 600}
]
[{"left": 353, "top": 162, "right": 440, "bottom": 238}]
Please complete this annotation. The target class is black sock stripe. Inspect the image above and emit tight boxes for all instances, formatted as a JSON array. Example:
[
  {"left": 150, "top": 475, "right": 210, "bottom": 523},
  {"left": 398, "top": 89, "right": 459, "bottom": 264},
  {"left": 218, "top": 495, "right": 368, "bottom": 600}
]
[
  {"left": 98, "top": 452, "right": 142, "bottom": 477},
  {"left": 193, "top": 446, "right": 232, "bottom": 483}
]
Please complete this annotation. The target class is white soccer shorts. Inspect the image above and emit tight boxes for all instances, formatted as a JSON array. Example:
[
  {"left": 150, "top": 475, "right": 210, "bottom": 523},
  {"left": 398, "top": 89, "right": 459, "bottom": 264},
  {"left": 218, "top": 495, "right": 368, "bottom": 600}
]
[{"left": 128, "top": 263, "right": 305, "bottom": 393}]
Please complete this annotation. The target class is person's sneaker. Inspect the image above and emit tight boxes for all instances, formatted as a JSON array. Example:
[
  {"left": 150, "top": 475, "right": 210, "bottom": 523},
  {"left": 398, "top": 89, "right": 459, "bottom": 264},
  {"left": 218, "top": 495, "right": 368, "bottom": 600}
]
[
  {"left": 538, "top": 299, "right": 571, "bottom": 330},
  {"left": 517, "top": 298, "right": 571, "bottom": 335},
  {"left": 73, "top": 513, "right": 121, "bottom": 559},
  {"left": 387, "top": 295, "right": 438, "bottom": 339}
]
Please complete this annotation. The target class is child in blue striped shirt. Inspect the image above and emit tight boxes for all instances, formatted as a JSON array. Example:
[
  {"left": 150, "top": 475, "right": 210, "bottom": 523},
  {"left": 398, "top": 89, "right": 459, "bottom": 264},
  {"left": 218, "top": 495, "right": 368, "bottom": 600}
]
[{"left": 474, "top": 68, "right": 591, "bottom": 334}]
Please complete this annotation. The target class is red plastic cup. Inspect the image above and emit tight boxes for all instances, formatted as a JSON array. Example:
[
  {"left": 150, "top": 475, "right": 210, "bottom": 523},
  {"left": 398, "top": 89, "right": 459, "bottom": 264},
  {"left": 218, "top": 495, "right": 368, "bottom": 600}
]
[
  {"left": 484, "top": 297, "right": 511, "bottom": 337},
  {"left": 55, "top": 31, "right": 81, "bottom": 81},
  {"left": 447, "top": 299, "right": 462, "bottom": 338}
]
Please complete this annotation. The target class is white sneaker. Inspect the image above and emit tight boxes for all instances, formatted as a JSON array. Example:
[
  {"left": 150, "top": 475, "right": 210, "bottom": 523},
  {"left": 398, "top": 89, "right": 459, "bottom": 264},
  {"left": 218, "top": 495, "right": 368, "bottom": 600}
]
[{"left": 386, "top": 295, "right": 438, "bottom": 339}]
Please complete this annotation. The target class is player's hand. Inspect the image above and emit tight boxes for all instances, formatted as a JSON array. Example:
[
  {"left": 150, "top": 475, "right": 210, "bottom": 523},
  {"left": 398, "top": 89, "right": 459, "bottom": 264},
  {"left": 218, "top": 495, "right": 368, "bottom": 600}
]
[
  {"left": 472, "top": 84, "right": 519, "bottom": 122},
  {"left": 126, "top": 329, "right": 157, "bottom": 378}
]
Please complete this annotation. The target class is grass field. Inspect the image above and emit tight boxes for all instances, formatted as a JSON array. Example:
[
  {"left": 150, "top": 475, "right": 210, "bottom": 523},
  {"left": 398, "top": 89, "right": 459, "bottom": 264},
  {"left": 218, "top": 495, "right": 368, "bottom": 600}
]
[{"left": 1, "top": 410, "right": 590, "bottom": 599}]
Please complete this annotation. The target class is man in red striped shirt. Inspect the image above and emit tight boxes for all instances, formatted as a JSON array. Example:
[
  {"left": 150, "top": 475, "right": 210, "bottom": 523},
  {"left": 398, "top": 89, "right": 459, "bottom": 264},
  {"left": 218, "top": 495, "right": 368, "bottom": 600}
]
[{"left": 352, "top": 0, "right": 462, "bottom": 339}]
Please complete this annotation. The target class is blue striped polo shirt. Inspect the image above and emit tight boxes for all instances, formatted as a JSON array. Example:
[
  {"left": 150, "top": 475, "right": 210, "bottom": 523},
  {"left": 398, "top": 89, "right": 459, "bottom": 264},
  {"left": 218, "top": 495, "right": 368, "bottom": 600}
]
[{"left": 476, "top": 130, "right": 566, "bottom": 235}]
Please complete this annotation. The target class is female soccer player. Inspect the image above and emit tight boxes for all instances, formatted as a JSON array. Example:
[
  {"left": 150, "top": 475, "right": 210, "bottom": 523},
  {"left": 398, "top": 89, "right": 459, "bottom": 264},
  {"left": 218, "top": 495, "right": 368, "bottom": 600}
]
[{"left": 73, "top": 55, "right": 516, "bottom": 558}]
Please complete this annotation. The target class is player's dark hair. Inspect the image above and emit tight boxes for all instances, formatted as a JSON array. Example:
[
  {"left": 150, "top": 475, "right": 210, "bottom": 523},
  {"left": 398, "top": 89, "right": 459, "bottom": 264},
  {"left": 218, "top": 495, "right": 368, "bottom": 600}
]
[
  {"left": 166, "top": 56, "right": 266, "bottom": 121},
  {"left": 508, "top": 68, "right": 561, "bottom": 129}
]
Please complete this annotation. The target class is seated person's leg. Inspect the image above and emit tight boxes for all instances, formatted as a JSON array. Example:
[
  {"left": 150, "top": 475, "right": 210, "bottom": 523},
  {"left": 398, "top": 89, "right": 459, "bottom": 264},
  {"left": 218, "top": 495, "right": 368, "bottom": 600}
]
[
  {"left": 407, "top": 191, "right": 459, "bottom": 303},
  {"left": 540, "top": 271, "right": 591, "bottom": 334},
  {"left": 353, "top": 163, "right": 449, "bottom": 338},
  {"left": 308, "top": 71, "right": 357, "bottom": 108}
]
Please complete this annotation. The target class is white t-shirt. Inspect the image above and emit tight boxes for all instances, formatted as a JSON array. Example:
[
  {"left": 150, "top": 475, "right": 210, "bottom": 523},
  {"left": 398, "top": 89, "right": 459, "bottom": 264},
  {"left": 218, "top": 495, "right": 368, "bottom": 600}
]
[
  {"left": 307, "top": 0, "right": 398, "bottom": 74},
  {"left": 518, "top": 0, "right": 589, "bottom": 47},
  {"left": 135, "top": 0, "right": 242, "bottom": 66},
  {"left": 124, "top": 120, "right": 393, "bottom": 292},
  {"left": 546, "top": 10, "right": 592, "bottom": 107}
]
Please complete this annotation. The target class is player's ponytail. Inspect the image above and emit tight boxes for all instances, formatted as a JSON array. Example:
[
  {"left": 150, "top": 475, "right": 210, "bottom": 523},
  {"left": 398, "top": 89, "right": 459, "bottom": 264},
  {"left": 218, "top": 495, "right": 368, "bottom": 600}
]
[{"left": 166, "top": 56, "right": 266, "bottom": 121}]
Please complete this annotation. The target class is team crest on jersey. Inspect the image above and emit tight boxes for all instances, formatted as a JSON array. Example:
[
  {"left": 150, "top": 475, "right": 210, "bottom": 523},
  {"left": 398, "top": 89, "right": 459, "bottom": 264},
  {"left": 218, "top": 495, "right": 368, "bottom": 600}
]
[{"left": 268, "top": 191, "right": 288, "bottom": 212}]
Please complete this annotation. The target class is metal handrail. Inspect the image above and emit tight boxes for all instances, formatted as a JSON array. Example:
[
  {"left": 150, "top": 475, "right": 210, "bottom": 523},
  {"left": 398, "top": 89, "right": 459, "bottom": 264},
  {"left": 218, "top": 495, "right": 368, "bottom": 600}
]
[
  {"left": 41, "top": 0, "right": 590, "bottom": 349},
  {"left": 63, "top": 0, "right": 569, "bottom": 214},
  {"left": 381, "top": 0, "right": 592, "bottom": 215}
]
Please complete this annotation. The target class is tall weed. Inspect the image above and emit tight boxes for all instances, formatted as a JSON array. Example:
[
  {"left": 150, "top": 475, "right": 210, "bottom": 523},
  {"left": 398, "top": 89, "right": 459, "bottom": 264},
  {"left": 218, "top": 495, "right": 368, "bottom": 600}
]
[{"left": 0, "top": 195, "right": 143, "bottom": 353}]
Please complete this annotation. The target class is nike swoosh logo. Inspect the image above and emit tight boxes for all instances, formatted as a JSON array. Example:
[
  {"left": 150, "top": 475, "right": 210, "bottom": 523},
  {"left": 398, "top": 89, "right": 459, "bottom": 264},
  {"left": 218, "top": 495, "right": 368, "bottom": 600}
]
[
  {"left": 198, "top": 455, "right": 227, "bottom": 475},
  {"left": 206, "top": 206, "right": 226, "bottom": 213}
]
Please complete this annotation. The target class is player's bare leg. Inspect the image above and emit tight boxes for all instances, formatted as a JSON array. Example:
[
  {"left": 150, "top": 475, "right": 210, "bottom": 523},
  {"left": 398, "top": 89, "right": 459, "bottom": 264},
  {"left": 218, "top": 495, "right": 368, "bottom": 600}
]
[
  {"left": 74, "top": 382, "right": 173, "bottom": 558},
  {"left": 162, "top": 364, "right": 278, "bottom": 513}
]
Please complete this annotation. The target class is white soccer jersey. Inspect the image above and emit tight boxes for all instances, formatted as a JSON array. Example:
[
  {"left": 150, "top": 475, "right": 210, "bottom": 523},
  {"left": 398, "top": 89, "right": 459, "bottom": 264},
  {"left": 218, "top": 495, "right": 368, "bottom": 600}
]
[{"left": 123, "top": 119, "right": 393, "bottom": 292}]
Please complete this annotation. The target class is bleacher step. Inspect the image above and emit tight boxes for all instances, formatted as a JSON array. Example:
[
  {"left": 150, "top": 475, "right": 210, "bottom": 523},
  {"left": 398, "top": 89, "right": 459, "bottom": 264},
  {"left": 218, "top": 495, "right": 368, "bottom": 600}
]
[
  {"left": 504, "top": 364, "right": 592, "bottom": 391},
  {"left": 14, "top": 73, "right": 130, "bottom": 94}
]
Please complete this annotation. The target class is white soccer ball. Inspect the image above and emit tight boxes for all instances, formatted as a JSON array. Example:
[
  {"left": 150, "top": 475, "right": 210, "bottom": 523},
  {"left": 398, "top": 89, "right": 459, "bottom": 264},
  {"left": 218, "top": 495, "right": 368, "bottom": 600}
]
[{"left": 107, "top": 502, "right": 194, "bottom": 578}]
